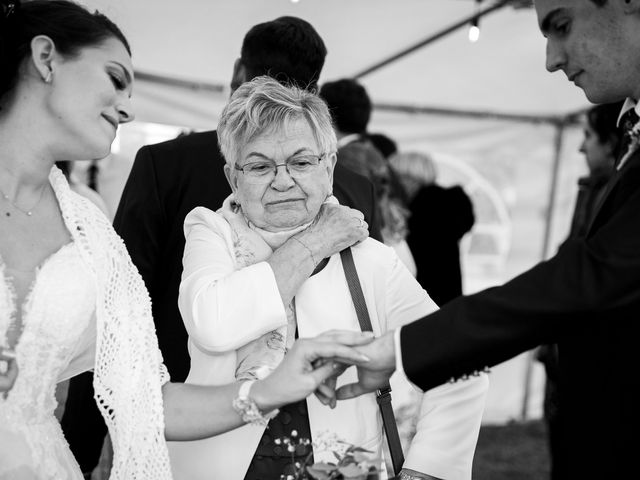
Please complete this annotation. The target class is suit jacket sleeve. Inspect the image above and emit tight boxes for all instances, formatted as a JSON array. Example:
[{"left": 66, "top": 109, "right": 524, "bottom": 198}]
[
  {"left": 113, "top": 146, "right": 165, "bottom": 293},
  {"left": 401, "top": 178, "right": 640, "bottom": 391}
]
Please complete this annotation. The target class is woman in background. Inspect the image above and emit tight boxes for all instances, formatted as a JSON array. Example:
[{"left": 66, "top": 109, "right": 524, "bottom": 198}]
[
  {"left": 390, "top": 151, "right": 475, "bottom": 307},
  {"left": 337, "top": 140, "right": 416, "bottom": 275}
]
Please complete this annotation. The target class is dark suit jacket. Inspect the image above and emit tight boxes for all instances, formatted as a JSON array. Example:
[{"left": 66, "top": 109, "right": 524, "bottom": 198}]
[
  {"left": 400, "top": 150, "right": 640, "bottom": 478},
  {"left": 406, "top": 184, "right": 474, "bottom": 306}
]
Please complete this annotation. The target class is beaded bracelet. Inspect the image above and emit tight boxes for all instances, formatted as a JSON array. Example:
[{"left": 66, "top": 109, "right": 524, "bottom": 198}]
[{"left": 232, "top": 380, "right": 279, "bottom": 427}]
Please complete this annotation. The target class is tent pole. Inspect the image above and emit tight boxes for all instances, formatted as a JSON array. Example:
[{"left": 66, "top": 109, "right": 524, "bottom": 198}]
[
  {"left": 374, "top": 102, "right": 559, "bottom": 125},
  {"left": 541, "top": 122, "right": 566, "bottom": 261},
  {"left": 135, "top": 70, "right": 226, "bottom": 94},
  {"left": 353, "top": 0, "right": 511, "bottom": 79},
  {"left": 520, "top": 120, "right": 565, "bottom": 421}
]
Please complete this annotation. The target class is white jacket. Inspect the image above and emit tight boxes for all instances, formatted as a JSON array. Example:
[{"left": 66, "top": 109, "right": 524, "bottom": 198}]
[{"left": 168, "top": 207, "right": 487, "bottom": 480}]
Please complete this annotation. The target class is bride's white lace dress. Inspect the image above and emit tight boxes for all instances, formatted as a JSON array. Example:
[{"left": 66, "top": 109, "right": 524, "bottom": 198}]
[
  {"left": 0, "top": 167, "right": 173, "bottom": 480},
  {"left": 0, "top": 242, "right": 96, "bottom": 479}
]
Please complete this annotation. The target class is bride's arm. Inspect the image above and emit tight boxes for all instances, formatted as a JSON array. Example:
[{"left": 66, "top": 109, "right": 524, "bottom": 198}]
[{"left": 162, "top": 330, "right": 372, "bottom": 441}]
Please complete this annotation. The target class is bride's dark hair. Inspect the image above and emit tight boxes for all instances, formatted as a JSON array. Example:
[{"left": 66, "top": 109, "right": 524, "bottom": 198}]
[{"left": 0, "top": 0, "right": 130, "bottom": 101}]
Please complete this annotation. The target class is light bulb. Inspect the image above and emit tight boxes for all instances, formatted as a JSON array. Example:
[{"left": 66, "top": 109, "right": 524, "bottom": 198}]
[{"left": 468, "top": 25, "right": 480, "bottom": 42}]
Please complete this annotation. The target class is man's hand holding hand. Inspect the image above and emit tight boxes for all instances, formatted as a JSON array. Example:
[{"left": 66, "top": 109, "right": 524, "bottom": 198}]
[{"left": 335, "top": 330, "right": 397, "bottom": 400}]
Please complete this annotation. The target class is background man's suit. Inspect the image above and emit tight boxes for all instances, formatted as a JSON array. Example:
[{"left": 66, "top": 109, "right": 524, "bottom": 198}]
[
  {"left": 61, "top": 130, "right": 381, "bottom": 470},
  {"left": 400, "top": 148, "right": 640, "bottom": 478}
]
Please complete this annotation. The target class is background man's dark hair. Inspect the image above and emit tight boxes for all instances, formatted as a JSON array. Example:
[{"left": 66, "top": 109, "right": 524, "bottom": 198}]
[
  {"left": 319, "top": 78, "right": 372, "bottom": 135},
  {"left": 240, "top": 16, "right": 326, "bottom": 91},
  {"left": 586, "top": 101, "right": 625, "bottom": 159}
]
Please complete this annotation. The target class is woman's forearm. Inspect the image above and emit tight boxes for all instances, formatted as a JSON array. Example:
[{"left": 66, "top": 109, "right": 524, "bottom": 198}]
[
  {"left": 267, "top": 203, "right": 370, "bottom": 306},
  {"left": 267, "top": 237, "right": 316, "bottom": 306},
  {"left": 163, "top": 380, "right": 283, "bottom": 440},
  {"left": 162, "top": 382, "right": 246, "bottom": 441},
  {"left": 163, "top": 331, "right": 374, "bottom": 441}
]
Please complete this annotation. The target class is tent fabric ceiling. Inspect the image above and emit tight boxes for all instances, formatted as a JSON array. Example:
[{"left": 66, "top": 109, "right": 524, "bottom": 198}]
[{"left": 84, "top": 0, "right": 590, "bottom": 120}]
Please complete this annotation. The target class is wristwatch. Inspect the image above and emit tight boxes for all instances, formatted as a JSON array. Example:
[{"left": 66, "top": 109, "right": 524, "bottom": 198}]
[
  {"left": 232, "top": 380, "right": 279, "bottom": 427},
  {"left": 398, "top": 470, "right": 434, "bottom": 480}
]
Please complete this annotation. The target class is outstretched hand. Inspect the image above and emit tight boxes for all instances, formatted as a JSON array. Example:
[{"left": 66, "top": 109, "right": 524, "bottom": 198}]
[
  {"left": 335, "top": 331, "right": 397, "bottom": 401},
  {"left": 252, "top": 330, "right": 374, "bottom": 412}
]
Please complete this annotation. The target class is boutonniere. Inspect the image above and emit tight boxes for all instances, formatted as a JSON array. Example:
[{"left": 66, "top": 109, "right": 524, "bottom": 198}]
[{"left": 618, "top": 117, "right": 640, "bottom": 171}]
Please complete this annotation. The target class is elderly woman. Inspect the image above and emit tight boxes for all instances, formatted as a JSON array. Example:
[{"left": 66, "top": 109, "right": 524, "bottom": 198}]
[{"left": 169, "top": 77, "right": 488, "bottom": 480}]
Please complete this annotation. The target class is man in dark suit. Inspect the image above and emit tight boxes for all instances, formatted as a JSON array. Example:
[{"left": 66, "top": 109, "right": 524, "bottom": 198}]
[
  {"left": 337, "top": 1, "right": 640, "bottom": 478},
  {"left": 61, "top": 16, "right": 381, "bottom": 477}
]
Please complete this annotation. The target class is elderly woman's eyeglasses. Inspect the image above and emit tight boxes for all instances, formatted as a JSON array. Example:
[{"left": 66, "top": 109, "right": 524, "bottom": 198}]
[{"left": 235, "top": 154, "right": 326, "bottom": 184}]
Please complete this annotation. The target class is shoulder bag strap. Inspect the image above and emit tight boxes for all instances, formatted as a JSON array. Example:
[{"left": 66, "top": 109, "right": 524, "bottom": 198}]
[{"left": 340, "top": 247, "right": 405, "bottom": 475}]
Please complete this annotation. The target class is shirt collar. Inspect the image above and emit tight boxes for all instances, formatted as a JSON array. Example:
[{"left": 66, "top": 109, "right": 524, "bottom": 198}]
[{"left": 617, "top": 98, "right": 640, "bottom": 127}]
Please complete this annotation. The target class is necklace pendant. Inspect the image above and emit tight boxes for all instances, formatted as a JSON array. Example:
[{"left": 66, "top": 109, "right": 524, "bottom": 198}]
[{"left": 27, "top": 211, "right": 32, "bottom": 216}]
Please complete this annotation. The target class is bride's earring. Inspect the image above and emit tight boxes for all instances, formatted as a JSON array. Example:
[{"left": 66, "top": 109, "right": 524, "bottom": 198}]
[{"left": 44, "top": 69, "right": 52, "bottom": 84}]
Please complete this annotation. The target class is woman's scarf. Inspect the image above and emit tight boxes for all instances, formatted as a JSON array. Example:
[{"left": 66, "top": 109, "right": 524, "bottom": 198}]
[
  {"left": 217, "top": 194, "right": 336, "bottom": 381},
  {"left": 52, "top": 168, "right": 172, "bottom": 480}
]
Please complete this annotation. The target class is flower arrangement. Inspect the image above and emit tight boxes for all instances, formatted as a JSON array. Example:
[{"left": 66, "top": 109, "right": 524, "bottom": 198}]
[{"left": 278, "top": 431, "right": 383, "bottom": 480}]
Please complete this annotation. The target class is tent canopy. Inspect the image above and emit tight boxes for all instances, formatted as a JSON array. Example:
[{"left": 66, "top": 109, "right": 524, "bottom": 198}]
[{"left": 86, "top": 0, "right": 590, "bottom": 124}]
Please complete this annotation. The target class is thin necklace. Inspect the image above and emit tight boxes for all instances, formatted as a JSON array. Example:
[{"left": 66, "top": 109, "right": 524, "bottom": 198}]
[{"left": 0, "top": 184, "right": 46, "bottom": 217}]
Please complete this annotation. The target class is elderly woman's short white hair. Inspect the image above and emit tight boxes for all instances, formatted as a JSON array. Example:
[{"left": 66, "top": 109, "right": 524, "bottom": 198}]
[
  {"left": 389, "top": 151, "right": 438, "bottom": 185},
  {"left": 217, "top": 76, "right": 337, "bottom": 166}
]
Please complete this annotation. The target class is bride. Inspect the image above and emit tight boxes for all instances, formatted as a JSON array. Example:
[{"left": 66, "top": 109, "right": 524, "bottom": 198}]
[{"left": 0, "top": 1, "right": 371, "bottom": 479}]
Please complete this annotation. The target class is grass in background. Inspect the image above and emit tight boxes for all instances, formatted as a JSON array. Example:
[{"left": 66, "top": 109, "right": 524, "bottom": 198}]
[
  {"left": 473, "top": 420, "right": 550, "bottom": 480},
  {"left": 396, "top": 396, "right": 550, "bottom": 480}
]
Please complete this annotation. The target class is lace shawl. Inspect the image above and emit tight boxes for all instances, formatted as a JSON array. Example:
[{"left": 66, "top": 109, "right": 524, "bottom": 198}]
[{"left": 51, "top": 168, "right": 172, "bottom": 480}]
